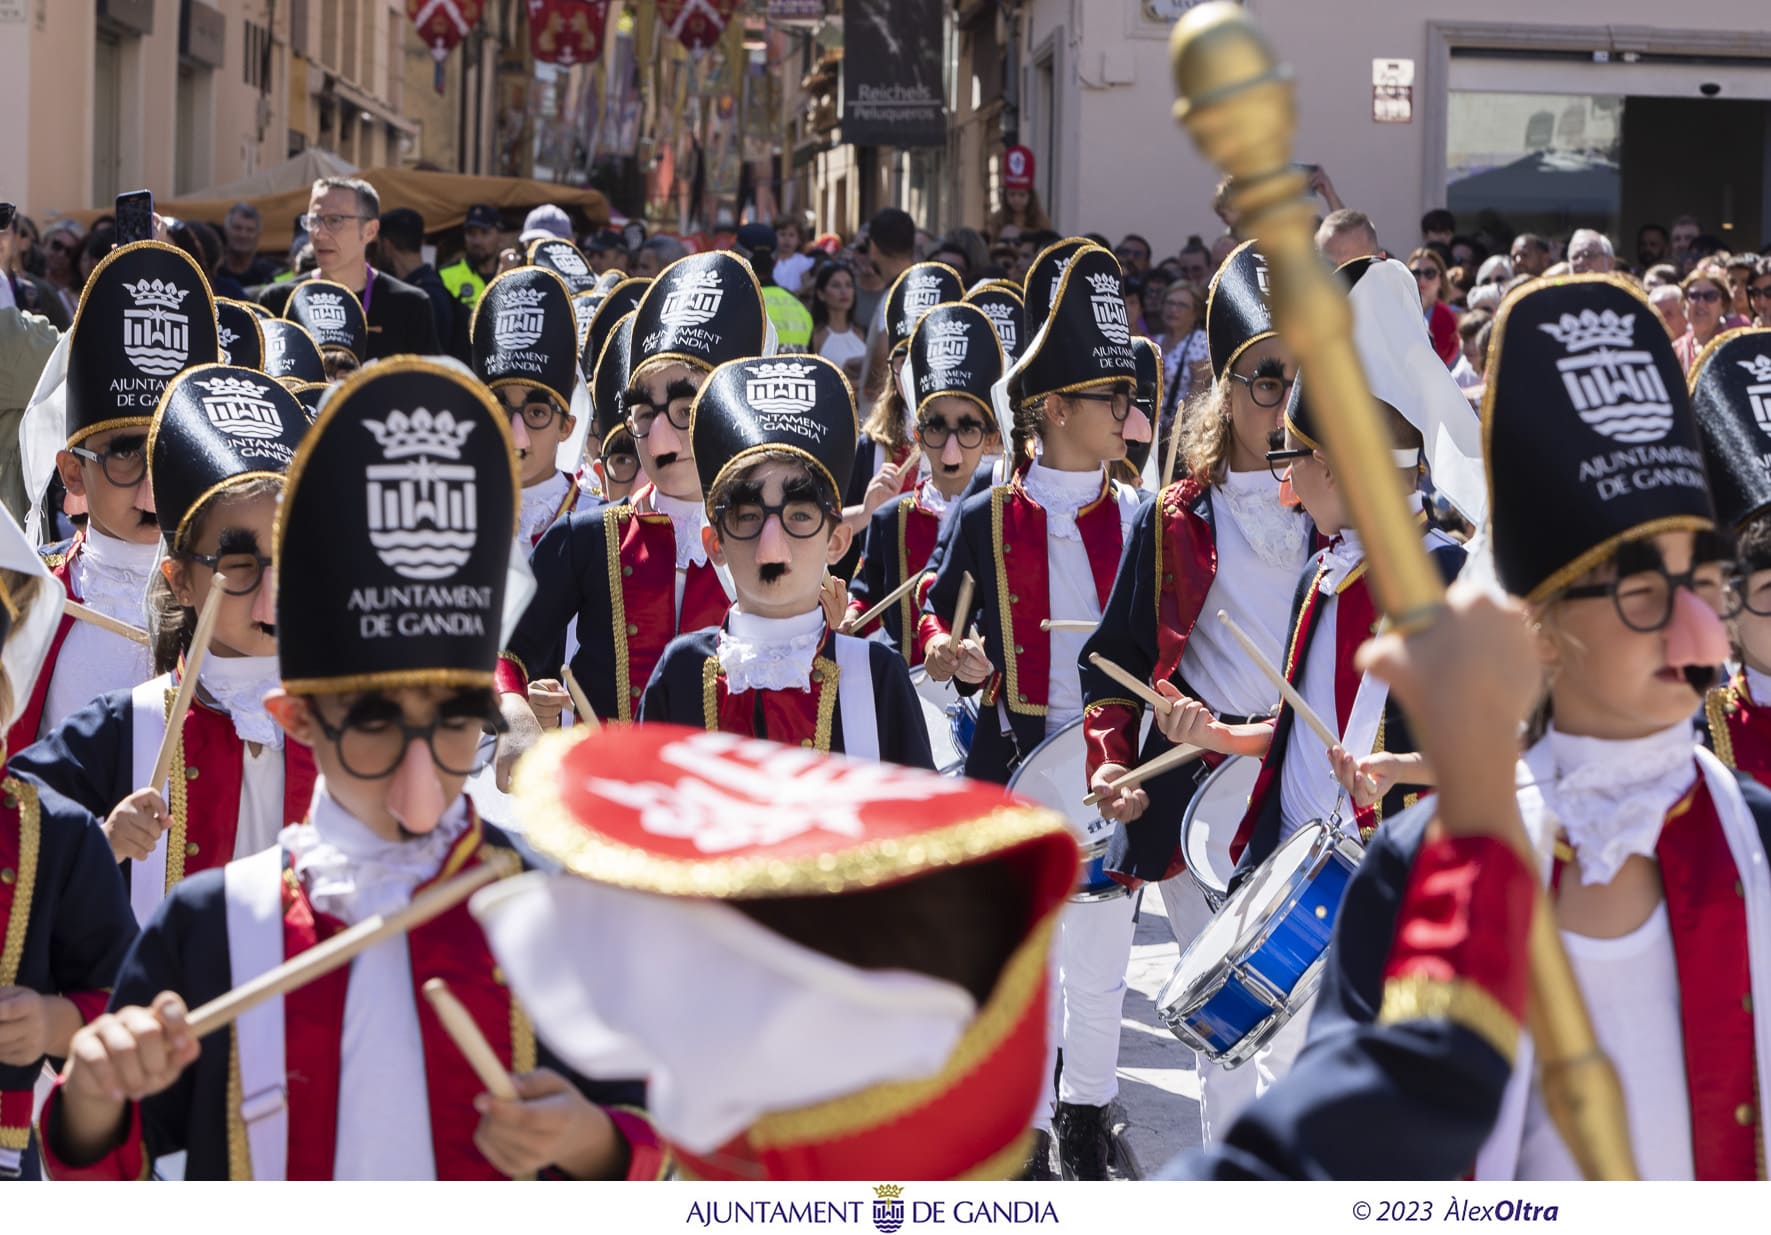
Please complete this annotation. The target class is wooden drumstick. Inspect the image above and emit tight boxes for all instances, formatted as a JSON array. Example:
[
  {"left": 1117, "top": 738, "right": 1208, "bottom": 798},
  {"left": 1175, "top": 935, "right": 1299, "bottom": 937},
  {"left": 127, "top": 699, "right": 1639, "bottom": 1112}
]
[
  {"left": 1086, "top": 652, "right": 1174, "bottom": 716},
  {"left": 422, "top": 978, "right": 520, "bottom": 1100},
  {"left": 851, "top": 568, "right": 930, "bottom": 631},
  {"left": 561, "top": 664, "right": 599, "bottom": 729},
  {"left": 148, "top": 582, "right": 229, "bottom": 793},
  {"left": 1082, "top": 741, "right": 1206, "bottom": 807},
  {"left": 1041, "top": 618, "right": 1099, "bottom": 632},
  {"left": 1215, "top": 609, "right": 1340, "bottom": 752},
  {"left": 63, "top": 599, "right": 150, "bottom": 646},
  {"left": 185, "top": 851, "right": 520, "bottom": 1040},
  {"left": 951, "top": 571, "right": 975, "bottom": 639}
]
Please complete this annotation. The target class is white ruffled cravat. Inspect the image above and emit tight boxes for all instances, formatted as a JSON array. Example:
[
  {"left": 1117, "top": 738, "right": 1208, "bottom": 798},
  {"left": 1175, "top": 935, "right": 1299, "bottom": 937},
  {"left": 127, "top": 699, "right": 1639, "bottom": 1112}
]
[
  {"left": 197, "top": 653, "right": 285, "bottom": 749},
  {"left": 1217, "top": 467, "right": 1306, "bottom": 571},
  {"left": 517, "top": 471, "right": 572, "bottom": 545},
  {"left": 1538, "top": 722, "right": 1696, "bottom": 886},
  {"left": 1022, "top": 461, "right": 1104, "bottom": 540},
  {"left": 1318, "top": 526, "right": 1367, "bottom": 593},
  {"left": 282, "top": 786, "right": 472, "bottom": 925},
  {"left": 716, "top": 607, "right": 828, "bottom": 695},
  {"left": 1747, "top": 665, "right": 1771, "bottom": 706},
  {"left": 76, "top": 528, "right": 158, "bottom": 622},
  {"left": 918, "top": 479, "right": 964, "bottom": 538},
  {"left": 650, "top": 489, "right": 710, "bottom": 570}
]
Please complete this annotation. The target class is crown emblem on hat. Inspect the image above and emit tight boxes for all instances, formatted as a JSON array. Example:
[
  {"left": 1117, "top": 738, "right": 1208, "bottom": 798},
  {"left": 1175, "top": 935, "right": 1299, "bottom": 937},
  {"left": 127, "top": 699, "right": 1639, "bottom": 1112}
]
[
  {"left": 1086, "top": 271, "right": 1120, "bottom": 297},
  {"left": 749, "top": 360, "right": 815, "bottom": 380},
  {"left": 198, "top": 375, "right": 273, "bottom": 400},
  {"left": 501, "top": 285, "right": 548, "bottom": 309},
  {"left": 362, "top": 408, "right": 477, "bottom": 459},
  {"left": 197, "top": 375, "right": 286, "bottom": 440},
  {"left": 873, "top": 1185, "right": 904, "bottom": 1200},
  {"left": 1539, "top": 308, "right": 1636, "bottom": 353},
  {"left": 122, "top": 278, "right": 190, "bottom": 311},
  {"left": 1738, "top": 353, "right": 1771, "bottom": 383},
  {"left": 681, "top": 268, "right": 723, "bottom": 290}
]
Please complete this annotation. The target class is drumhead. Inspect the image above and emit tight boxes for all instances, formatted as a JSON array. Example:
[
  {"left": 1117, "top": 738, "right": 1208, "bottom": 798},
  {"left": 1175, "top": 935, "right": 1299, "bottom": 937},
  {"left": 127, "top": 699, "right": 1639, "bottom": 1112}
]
[
  {"left": 1006, "top": 716, "right": 1109, "bottom": 851},
  {"left": 909, "top": 666, "right": 967, "bottom": 771},
  {"left": 1181, "top": 755, "right": 1258, "bottom": 897},
  {"left": 1166, "top": 820, "right": 1340, "bottom": 1001}
]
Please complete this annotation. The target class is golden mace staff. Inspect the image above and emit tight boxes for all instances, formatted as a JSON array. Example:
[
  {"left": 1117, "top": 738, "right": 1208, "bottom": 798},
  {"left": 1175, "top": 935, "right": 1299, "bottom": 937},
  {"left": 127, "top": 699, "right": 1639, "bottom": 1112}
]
[{"left": 1167, "top": 3, "right": 1636, "bottom": 1181}]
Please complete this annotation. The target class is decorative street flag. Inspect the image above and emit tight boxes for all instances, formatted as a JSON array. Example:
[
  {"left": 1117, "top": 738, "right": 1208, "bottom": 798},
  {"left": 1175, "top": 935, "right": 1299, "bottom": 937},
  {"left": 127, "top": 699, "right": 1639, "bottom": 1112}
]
[
  {"left": 529, "top": 0, "right": 609, "bottom": 66},
  {"left": 408, "top": 0, "right": 485, "bottom": 63},
  {"left": 659, "top": 0, "right": 738, "bottom": 54}
]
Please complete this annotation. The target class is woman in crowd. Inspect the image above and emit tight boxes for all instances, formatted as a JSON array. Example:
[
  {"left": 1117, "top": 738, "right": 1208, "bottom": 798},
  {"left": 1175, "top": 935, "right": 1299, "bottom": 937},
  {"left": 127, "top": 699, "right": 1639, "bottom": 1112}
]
[
  {"left": 1674, "top": 262, "right": 1733, "bottom": 373},
  {"left": 1407, "top": 246, "right": 1460, "bottom": 367},
  {"left": 810, "top": 262, "right": 867, "bottom": 384}
]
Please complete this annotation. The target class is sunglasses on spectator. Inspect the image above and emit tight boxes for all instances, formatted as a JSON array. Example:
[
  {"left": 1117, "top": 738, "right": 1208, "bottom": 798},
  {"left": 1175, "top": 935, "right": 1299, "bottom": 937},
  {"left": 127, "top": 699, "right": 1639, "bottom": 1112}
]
[
  {"left": 1748, "top": 283, "right": 1771, "bottom": 301},
  {"left": 1685, "top": 288, "right": 1723, "bottom": 304},
  {"left": 1410, "top": 266, "right": 1441, "bottom": 281}
]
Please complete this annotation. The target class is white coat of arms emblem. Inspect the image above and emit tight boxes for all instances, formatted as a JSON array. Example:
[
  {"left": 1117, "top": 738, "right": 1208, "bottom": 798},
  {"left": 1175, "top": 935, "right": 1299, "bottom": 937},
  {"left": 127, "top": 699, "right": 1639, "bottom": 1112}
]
[
  {"left": 362, "top": 409, "right": 480, "bottom": 580},
  {"left": 121, "top": 278, "right": 193, "bottom": 377},
  {"left": 494, "top": 285, "right": 548, "bottom": 350},
  {"left": 1539, "top": 309, "right": 1673, "bottom": 444}
]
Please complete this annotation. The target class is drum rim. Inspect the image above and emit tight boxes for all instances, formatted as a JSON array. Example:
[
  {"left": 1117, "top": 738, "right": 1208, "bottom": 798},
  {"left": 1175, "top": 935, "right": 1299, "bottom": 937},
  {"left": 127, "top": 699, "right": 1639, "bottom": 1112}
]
[
  {"left": 1157, "top": 823, "right": 1361, "bottom": 1021},
  {"left": 1180, "top": 754, "right": 1254, "bottom": 897}
]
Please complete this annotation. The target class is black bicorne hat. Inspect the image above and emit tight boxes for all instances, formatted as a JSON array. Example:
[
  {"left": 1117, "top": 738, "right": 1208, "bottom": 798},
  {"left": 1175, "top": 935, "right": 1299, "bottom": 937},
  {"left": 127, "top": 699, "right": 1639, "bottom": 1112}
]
[
  {"left": 471, "top": 266, "right": 580, "bottom": 414},
  {"left": 1132, "top": 335, "right": 1163, "bottom": 421},
  {"left": 285, "top": 279, "right": 368, "bottom": 362},
  {"left": 629, "top": 253, "right": 767, "bottom": 378},
  {"left": 884, "top": 262, "right": 963, "bottom": 356},
  {"left": 288, "top": 382, "right": 328, "bottom": 420},
  {"left": 1282, "top": 258, "right": 1368, "bottom": 450},
  {"left": 1206, "top": 239, "right": 1276, "bottom": 379},
  {"left": 275, "top": 358, "right": 518, "bottom": 694},
  {"left": 572, "top": 291, "right": 605, "bottom": 354},
  {"left": 528, "top": 237, "right": 600, "bottom": 295},
  {"left": 1011, "top": 245, "right": 1137, "bottom": 404},
  {"left": 905, "top": 302, "right": 1002, "bottom": 420},
  {"left": 148, "top": 364, "right": 308, "bottom": 546},
  {"left": 582, "top": 277, "right": 649, "bottom": 386},
  {"left": 1689, "top": 327, "right": 1771, "bottom": 531},
  {"left": 261, "top": 321, "right": 327, "bottom": 387},
  {"left": 216, "top": 298, "right": 266, "bottom": 370},
  {"left": 690, "top": 354, "right": 858, "bottom": 516},
  {"left": 592, "top": 313, "right": 636, "bottom": 449},
  {"left": 1022, "top": 237, "right": 1092, "bottom": 327},
  {"left": 964, "top": 280, "right": 1027, "bottom": 364},
  {"left": 65, "top": 240, "right": 221, "bottom": 448},
  {"left": 1485, "top": 275, "right": 1713, "bottom": 603}
]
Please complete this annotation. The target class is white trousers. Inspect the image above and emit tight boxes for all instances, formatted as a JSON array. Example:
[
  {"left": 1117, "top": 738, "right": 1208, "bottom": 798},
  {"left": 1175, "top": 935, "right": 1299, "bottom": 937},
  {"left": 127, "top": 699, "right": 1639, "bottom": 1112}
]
[
  {"left": 1057, "top": 890, "right": 1141, "bottom": 1108},
  {"left": 1196, "top": 991, "right": 1314, "bottom": 1145}
]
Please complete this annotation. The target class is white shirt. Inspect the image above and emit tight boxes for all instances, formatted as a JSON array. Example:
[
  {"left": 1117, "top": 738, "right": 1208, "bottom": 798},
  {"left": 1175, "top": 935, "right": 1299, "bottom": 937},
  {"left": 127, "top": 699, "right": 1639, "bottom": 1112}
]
[
  {"left": 288, "top": 789, "right": 473, "bottom": 1180},
  {"left": 234, "top": 743, "right": 287, "bottom": 860},
  {"left": 717, "top": 607, "right": 827, "bottom": 694},
  {"left": 775, "top": 252, "right": 816, "bottom": 295},
  {"left": 818, "top": 325, "right": 867, "bottom": 370},
  {"left": 1276, "top": 577, "right": 1342, "bottom": 841},
  {"left": 1022, "top": 463, "right": 1113, "bottom": 738},
  {"left": 644, "top": 488, "right": 710, "bottom": 627},
  {"left": 1518, "top": 903, "right": 1694, "bottom": 1179},
  {"left": 1747, "top": 665, "right": 1771, "bottom": 705},
  {"left": 1179, "top": 470, "right": 1307, "bottom": 717},
  {"left": 44, "top": 530, "right": 155, "bottom": 736},
  {"left": 517, "top": 471, "right": 573, "bottom": 546}
]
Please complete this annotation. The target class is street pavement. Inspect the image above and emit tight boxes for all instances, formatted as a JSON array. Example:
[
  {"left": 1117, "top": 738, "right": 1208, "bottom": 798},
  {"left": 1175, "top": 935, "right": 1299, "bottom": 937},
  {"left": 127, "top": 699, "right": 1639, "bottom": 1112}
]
[{"left": 1113, "top": 882, "right": 1205, "bottom": 1178}]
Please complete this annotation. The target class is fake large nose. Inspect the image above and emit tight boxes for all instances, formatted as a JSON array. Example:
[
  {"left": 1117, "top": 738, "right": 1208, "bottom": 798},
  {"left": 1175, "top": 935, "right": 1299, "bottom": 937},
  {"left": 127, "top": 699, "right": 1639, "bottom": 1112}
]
[
  {"left": 1122, "top": 406, "right": 1152, "bottom": 443},
  {"left": 508, "top": 412, "right": 532, "bottom": 452},
  {"left": 1663, "top": 585, "right": 1731, "bottom": 671},
  {"left": 649, "top": 413, "right": 685, "bottom": 455},
  {"left": 135, "top": 472, "right": 157, "bottom": 512},
  {"left": 941, "top": 433, "right": 965, "bottom": 466},
  {"left": 755, "top": 512, "right": 795, "bottom": 565},
  {"left": 386, "top": 734, "right": 446, "bottom": 836}
]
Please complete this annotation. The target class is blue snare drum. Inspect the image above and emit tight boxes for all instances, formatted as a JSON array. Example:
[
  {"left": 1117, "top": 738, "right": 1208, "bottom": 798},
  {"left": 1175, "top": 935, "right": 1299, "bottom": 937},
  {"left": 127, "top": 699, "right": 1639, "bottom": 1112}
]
[
  {"left": 1155, "top": 820, "right": 1364, "bottom": 1065},
  {"left": 909, "top": 667, "right": 973, "bottom": 774},
  {"left": 1005, "top": 718, "right": 1131, "bottom": 903}
]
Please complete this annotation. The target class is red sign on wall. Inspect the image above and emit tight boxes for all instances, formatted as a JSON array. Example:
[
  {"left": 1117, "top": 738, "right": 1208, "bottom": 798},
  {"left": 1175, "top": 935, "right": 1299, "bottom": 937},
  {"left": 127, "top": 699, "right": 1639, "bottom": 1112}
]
[
  {"left": 528, "top": 0, "right": 608, "bottom": 65},
  {"left": 408, "top": 0, "right": 485, "bottom": 62},
  {"left": 659, "top": 0, "right": 738, "bottom": 54}
]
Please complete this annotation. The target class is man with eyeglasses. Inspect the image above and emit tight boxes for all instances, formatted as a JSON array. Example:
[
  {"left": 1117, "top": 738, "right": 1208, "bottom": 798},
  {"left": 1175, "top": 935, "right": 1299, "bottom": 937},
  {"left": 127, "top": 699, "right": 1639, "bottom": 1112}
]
[
  {"left": 845, "top": 303, "right": 1000, "bottom": 664},
  {"left": 469, "top": 266, "right": 587, "bottom": 549},
  {"left": 9, "top": 241, "right": 220, "bottom": 757},
  {"left": 15, "top": 365, "right": 310, "bottom": 922},
  {"left": 38, "top": 360, "right": 665, "bottom": 1182},
  {"left": 637, "top": 354, "right": 932, "bottom": 769},
  {"left": 495, "top": 252, "right": 768, "bottom": 765},
  {"left": 257, "top": 177, "right": 439, "bottom": 359}
]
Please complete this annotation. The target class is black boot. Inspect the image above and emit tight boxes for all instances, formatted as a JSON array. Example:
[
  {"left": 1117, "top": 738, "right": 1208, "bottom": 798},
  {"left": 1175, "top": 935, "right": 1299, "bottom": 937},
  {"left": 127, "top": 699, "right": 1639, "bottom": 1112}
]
[
  {"left": 1053, "top": 1101, "right": 1111, "bottom": 1181},
  {"left": 1024, "top": 1129, "right": 1059, "bottom": 1180}
]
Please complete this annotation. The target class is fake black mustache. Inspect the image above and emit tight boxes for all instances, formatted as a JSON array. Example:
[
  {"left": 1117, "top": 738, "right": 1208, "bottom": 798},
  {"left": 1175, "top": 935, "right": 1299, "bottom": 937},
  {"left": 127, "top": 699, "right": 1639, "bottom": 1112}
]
[
  {"left": 651, "top": 451, "right": 680, "bottom": 469},
  {"left": 1684, "top": 665, "right": 1719, "bottom": 694},
  {"left": 757, "top": 562, "right": 789, "bottom": 585}
]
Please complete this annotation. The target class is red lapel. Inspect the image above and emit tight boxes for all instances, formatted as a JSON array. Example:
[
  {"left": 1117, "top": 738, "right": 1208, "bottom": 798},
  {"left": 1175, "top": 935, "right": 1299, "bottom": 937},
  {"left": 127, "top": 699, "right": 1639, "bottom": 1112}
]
[
  {"left": 896, "top": 493, "right": 943, "bottom": 666},
  {"left": 179, "top": 703, "right": 249, "bottom": 876},
  {"left": 681, "top": 560, "right": 731, "bottom": 632},
  {"left": 281, "top": 862, "right": 350, "bottom": 1180},
  {"left": 1153, "top": 479, "right": 1217, "bottom": 682},
  {"left": 997, "top": 484, "right": 1051, "bottom": 712},
  {"left": 1331, "top": 571, "right": 1378, "bottom": 738},
  {"left": 1657, "top": 777, "right": 1760, "bottom": 1179},
  {"left": 614, "top": 507, "right": 676, "bottom": 722},
  {"left": 1710, "top": 672, "right": 1771, "bottom": 785},
  {"left": 283, "top": 741, "right": 319, "bottom": 830},
  {"left": 1075, "top": 480, "right": 1124, "bottom": 609}
]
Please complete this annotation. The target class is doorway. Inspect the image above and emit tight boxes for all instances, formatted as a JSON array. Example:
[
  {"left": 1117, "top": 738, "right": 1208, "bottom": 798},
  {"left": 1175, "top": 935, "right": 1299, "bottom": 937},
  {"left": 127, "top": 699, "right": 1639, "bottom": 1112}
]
[{"left": 1619, "top": 97, "right": 1767, "bottom": 256}]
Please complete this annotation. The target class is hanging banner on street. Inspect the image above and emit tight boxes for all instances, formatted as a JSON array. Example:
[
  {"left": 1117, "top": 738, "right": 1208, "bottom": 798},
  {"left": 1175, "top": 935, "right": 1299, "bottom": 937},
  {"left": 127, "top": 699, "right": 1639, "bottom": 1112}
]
[
  {"left": 408, "top": 0, "right": 485, "bottom": 63},
  {"left": 529, "top": 0, "right": 608, "bottom": 66},
  {"left": 840, "top": 0, "right": 944, "bottom": 148},
  {"left": 768, "top": 0, "right": 825, "bottom": 21},
  {"left": 659, "top": 0, "right": 738, "bottom": 54}
]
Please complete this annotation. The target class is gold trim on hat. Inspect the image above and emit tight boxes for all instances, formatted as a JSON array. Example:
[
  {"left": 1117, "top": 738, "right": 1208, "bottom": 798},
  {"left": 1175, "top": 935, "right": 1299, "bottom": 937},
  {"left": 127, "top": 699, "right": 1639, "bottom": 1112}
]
[
  {"left": 280, "top": 667, "right": 497, "bottom": 697},
  {"left": 1205, "top": 237, "right": 1275, "bottom": 382},
  {"left": 1011, "top": 243, "right": 1132, "bottom": 404},
  {"left": 66, "top": 415, "right": 156, "bottom": 451},
  {"left": 1687, "top": 325, "right": 1771, "bottom": 395},
  {"left": 1479, "top": 273, "right": 1715, "bottom": 605},
  {"left": 471, "top": 264, "right": 575, "bottom": 347},
  {"left": 511, "top": 727, "right": 1074, "bottom": 898},
  {"left": 215, "top": 299, "right": 268, "bottom": 371}
]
